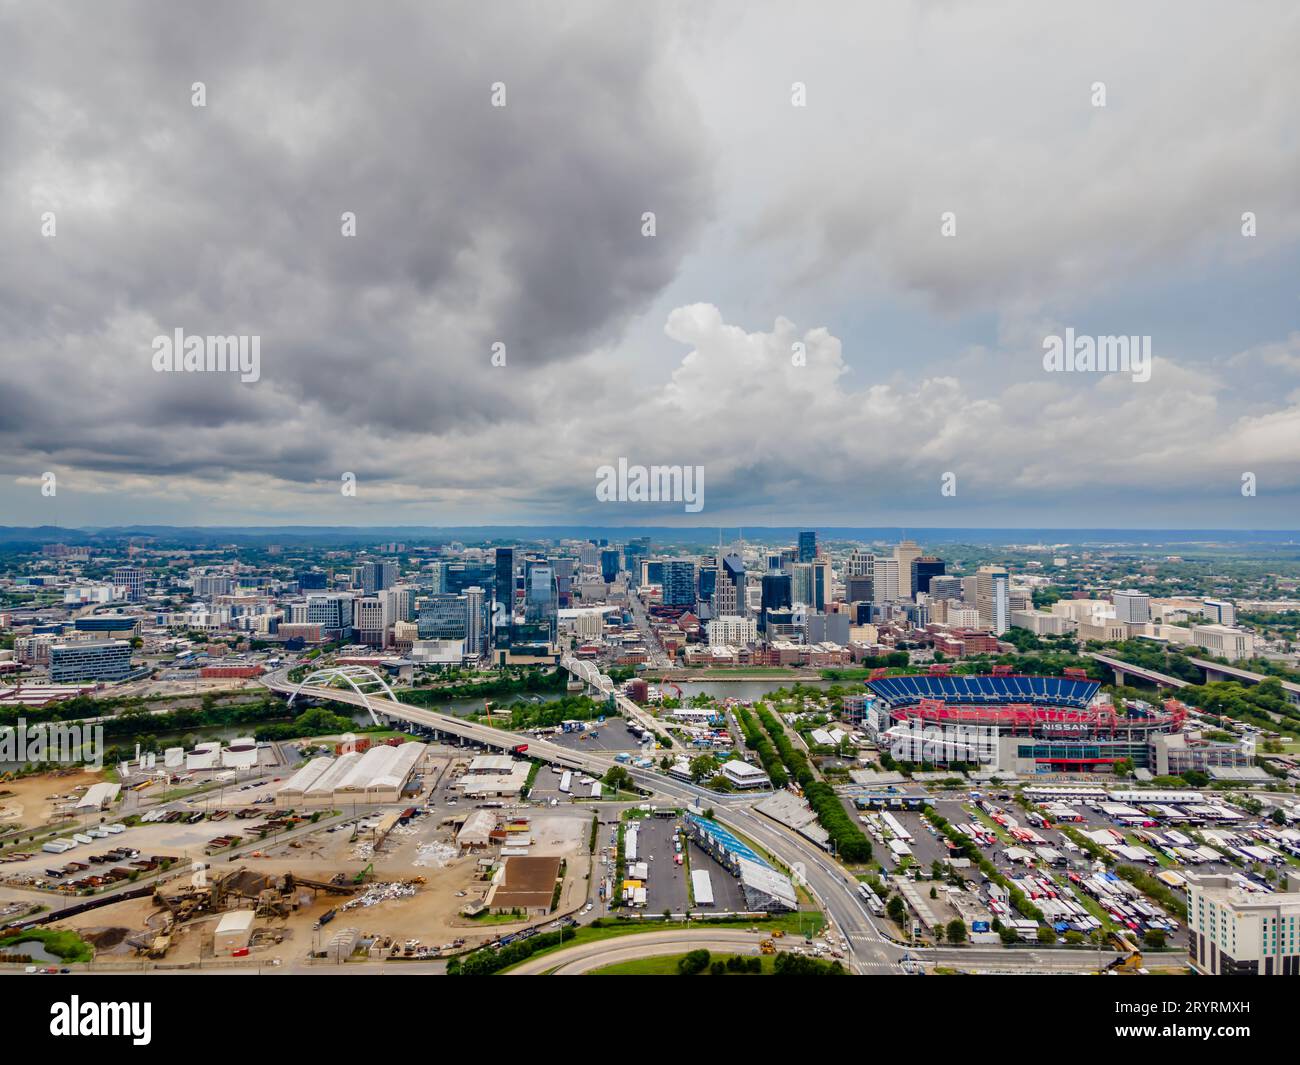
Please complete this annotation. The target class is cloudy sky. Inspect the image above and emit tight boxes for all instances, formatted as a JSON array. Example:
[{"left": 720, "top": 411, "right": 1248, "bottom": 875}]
[{"left": 2, "top": 0, "right": 1298, "bottom": 529}]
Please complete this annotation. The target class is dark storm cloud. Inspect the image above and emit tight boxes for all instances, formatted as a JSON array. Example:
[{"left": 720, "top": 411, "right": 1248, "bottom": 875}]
[{"left": 0, "top": 0, "right": 711, "bottom": 482}]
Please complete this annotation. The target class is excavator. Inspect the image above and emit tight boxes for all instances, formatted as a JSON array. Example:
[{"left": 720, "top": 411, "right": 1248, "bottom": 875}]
[{"left": 1100, "top": 932, "right": 1143, "bottom": 974}]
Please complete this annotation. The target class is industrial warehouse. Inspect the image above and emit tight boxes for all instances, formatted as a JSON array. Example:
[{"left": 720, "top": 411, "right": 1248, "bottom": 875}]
[{"left": 276, "top": 741, "right": 428, "bottom": 807}]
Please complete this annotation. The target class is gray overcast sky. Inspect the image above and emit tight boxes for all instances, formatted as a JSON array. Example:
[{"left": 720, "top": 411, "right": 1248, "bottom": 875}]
[{"left": 2, "top": 1, "right": 1298, "bottom": 528}]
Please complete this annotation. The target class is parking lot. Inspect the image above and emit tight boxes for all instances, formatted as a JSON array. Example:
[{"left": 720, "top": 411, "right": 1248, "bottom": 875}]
[
  {"left": 546, "top": 720, "right": 645, "bottom": 753},
  {"left": 632, "top": 816, "right": 689, "bottom": 914},
  {"left": 528, "top": 765, "right": 602, "bottom": 803},
  {"left": 686, "top": 842, "right": 747, "bottom": 911}
]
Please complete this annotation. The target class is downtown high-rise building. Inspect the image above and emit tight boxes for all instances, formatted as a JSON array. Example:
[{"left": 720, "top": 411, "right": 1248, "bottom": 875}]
[
  {"left": 524, "top": 560, "right": 558, "bottom": 641},
  {"left": 812, "top": 558, "right": 831, "bottom": 612},
  {"left": 661, "top": 560, "right": 697, "bottom": 608},
  {"left": 991, "top": 575, "right": 1010, "bottom": 635},
  {"left": 927, "top": 575, "right": 962, "bottom": 602},
  {"left": 912, "top": 556, "right": 946, "bottom": 596},
  {"left": 761, "top": 572, "right": 793, "bottom": 617},
  {"left": 871, "top": 556, "right": 900, "bottom": 603},
  {"left": 464, "top": 585, "right": 486, "bottom": 656},
  {"left": 307, "top": 592, "right": 354, "bottom": 637},
  {"left": 357, "top": 559, "right": 398, "bottom": 594},
  {"left": 894, "top": 539, "right": 923, "bottom": 599},
  {"left": 113, "top": 566, "right": 147, "bottom": 602},
  {"left": 797, "top": 530, "right": 818, "bottom": 563},
  {"left": 791, "top": 562, "right": 814, "bottom": 607},
  {"left": 494, "top": 548, "right": 515, "bottom": 623},
  {"left": 975, "top": 565, "right": 1009, "bottom": 629},
  {"left": 599, "top": 547, "right": 620, "bottom": 582},
  {"left": 716, "top": 554, "right": 746, "bottom": 616},
  {"left": 418, "top": 593, "right": 465, "bottom": 640},
  {"left": 846, "top": 549, "right": 873, "bottom": 577}
]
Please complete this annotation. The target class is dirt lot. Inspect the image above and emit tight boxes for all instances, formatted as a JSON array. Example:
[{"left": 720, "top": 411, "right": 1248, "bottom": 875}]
[
  {"left": 0, "top": 768, "right": 106, "bottom": 831},
  {"left": 37, "top": 806, "right": 596, "bottom": 963}
]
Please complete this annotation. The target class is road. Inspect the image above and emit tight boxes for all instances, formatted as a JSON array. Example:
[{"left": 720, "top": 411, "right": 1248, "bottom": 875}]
[{"left": 506, "top": 928, "right": 769, "bottom": 975}]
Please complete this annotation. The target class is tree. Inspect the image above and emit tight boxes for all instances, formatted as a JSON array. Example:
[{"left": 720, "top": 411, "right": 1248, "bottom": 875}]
[
  {"left": 602, "top": 765, "right": 632, "bottom": 791},
  {"left": 689, "top": 754, "right": 720, "bottom": 783},
  {"left": 678, "top": 949, "right": 711, "bottom": 975},
  {"left": 886, "top": 896, "right": 906, "bottom": 923},
  {"left": 1143, "top": 928, "right": 1167, "bottom": 949},
  {"left": 933, "top": 923, "right": 946, "bottom": 943},
  {"left": 1037, "top": 925, "right": 1058, "bottom": 944},
  {"left": 946, "top": 919, "right": 967, "bottom": 944}
]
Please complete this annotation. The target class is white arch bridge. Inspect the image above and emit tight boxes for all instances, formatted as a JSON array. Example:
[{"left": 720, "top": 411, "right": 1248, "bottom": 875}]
[
  {"left": 286, "top": 665, "right": 400, "bottom": 726},
  {"left": 561, "top": 655, "right": 615, "bottom": 696}
]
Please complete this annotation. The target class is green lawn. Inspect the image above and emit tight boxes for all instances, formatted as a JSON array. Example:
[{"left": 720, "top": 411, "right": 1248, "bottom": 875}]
[
  {"left": 499, "top": 912, "right": 824, "bottom": 972},
  {"left": 592, "top": 952, "right": 776, "bottom": 975}
]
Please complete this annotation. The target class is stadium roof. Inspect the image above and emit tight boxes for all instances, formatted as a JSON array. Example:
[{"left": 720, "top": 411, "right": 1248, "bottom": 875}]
[{"left": 867, "top": 673, "right": 1100, "bottom": 709}]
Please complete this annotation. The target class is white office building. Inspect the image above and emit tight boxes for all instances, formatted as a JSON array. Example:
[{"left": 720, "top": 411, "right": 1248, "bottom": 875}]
[{"left": 1113, "top": 590, "right": 1152, "bottom": 625}]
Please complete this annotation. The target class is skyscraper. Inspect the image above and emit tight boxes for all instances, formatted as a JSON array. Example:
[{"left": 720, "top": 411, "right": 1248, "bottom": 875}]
[
  {"left": 928, "top": 575, "right": 962, "bottom": 602},
  {"left": 991, "top": 575, "right": 1010, "bottom": 635},
  {"left": 113, "top": 567, "right": 146, "bottom": 602},
  {"left": 760, "top": 573, "right": 792, "bottom": 630},
  {"left": 697, "top": 562, "right": 717, "bottom": 603},
  {"left": 524, "top": 561, "right": 558, "bottom": 641},
  {"left": 464, "top": 586, "right": 486, "bottom": 655},
  {"left": 845, "top": 576, "right": 873, "bottom": 603},
  {"left": 419, "top": 593, "right": 468, "bottom": 640},
  {"left": 357, "top": 559, "right": 398, "bottom": 594},
  {"left": 790, "top": 562, "right": 814, "bottom": 607},
  {"left": 894, "top": 539, "right": 922, "bottom": 599},
  {"left": 494, "top": 547, "right": 515, "bottom": 623},
  {"left": 812, "top": 558, "right": 831, "bottom": 612},
  {"left": 717, "top": 554, "right": 746, "bottom": 616},
  {"left": 975, "top": 565, "right": 1009, "bottom": 628},
  {"left": 798, "top": 530, "right": 817, "bottom": 563},
  {"left": 846, "top": 549, "right": 873, "bottom": 578},
  {"left": 872, "top": 557, "right": 900, "bottom": 603},
  {"left": 661, "top": 560, "right": 697, "bottom": 608},
  {"left": 913, "top": 556, "right": 946, "bottom": 596},
  {"left": 307, "top": 592, "right": 354, "bottom": 637},
  {"left": 600, "top": 547, "right": 620, "bottom": 582}
]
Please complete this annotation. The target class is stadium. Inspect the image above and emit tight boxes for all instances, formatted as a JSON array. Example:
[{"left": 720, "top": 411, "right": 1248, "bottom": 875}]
[{"left": 864, "top": 668, "right": 1189, "bottom": 775}]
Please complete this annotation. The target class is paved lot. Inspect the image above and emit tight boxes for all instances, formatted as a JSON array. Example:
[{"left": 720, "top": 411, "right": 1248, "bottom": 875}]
[
  {"left": 546, "top": 720, "right": 645, "bottom": 753},
  {"left": 634, "top": 817, "right": 689, "bottom": 914},
  {"left": 687, "top": 842, "right": 747, "bottom": 912}
]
